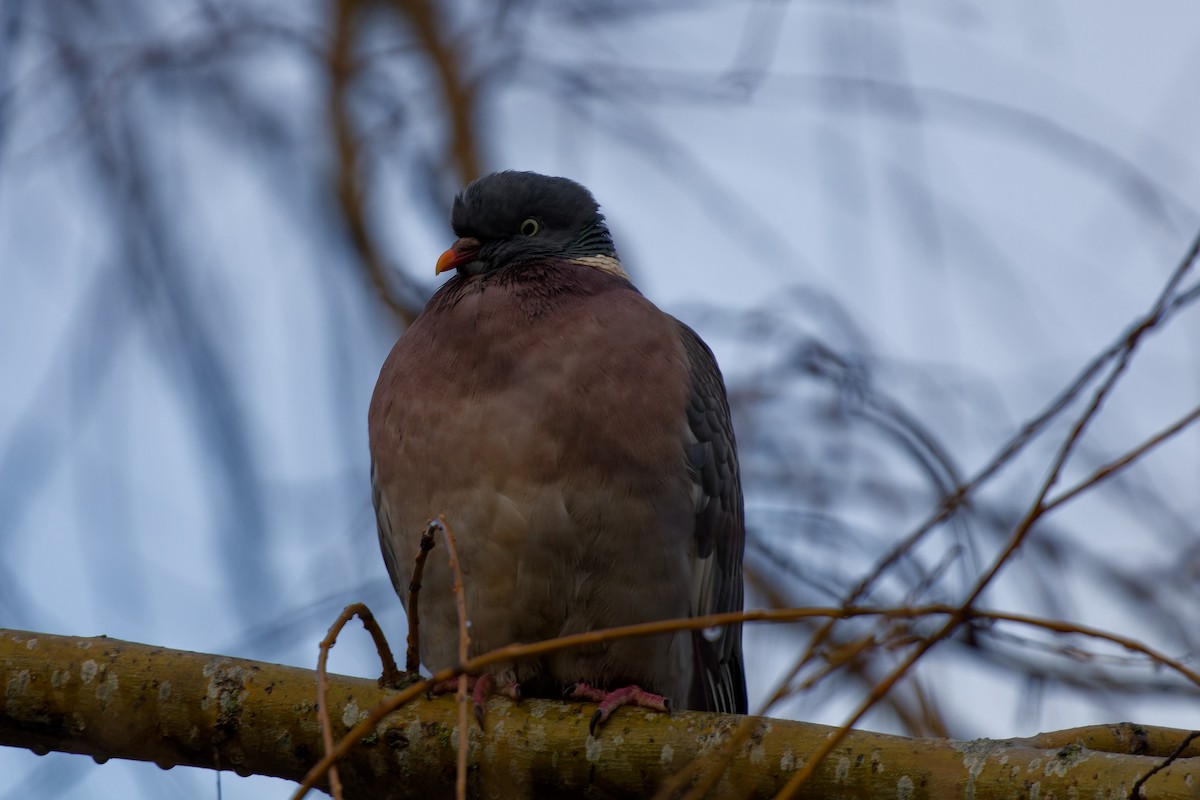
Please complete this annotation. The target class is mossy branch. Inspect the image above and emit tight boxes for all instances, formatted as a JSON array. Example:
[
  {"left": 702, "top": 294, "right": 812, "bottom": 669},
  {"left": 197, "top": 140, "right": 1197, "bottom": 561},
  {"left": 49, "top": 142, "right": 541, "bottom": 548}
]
[{"left": 1, "top": 628, "right": 1196, "bottom": 798}]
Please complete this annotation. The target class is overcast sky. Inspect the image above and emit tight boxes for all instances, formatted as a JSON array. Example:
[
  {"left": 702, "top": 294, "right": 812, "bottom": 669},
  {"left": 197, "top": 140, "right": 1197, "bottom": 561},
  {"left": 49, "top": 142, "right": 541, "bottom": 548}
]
[{"left": 2, "top": 2, "right": 1198, "bottom": 797}]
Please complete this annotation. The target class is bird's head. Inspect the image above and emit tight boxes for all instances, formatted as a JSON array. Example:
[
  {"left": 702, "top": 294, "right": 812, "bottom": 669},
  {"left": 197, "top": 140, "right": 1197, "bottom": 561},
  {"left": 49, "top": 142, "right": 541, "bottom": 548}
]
[{"left": 435, "top": 171, "right": 626, "bottom": 279}]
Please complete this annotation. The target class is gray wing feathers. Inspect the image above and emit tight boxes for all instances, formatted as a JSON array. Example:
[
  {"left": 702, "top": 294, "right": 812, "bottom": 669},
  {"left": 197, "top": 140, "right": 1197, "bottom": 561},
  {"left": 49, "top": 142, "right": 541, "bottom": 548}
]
[
  {"left": 678, "top": 322, "right": 748, "bottom": 715},
  {"left": 372, "top": 460, "right": 407, "bottom": 601}
]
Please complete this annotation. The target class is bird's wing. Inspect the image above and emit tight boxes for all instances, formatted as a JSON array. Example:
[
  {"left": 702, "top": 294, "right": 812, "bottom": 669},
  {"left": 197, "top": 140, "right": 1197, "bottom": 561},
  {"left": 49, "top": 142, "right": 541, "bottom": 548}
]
[
  {"left": 678, "top": 321, "right": 748, "bottom": 714},
  {"left": 371, "top": 459, "right": 407, "bottom": 600}
]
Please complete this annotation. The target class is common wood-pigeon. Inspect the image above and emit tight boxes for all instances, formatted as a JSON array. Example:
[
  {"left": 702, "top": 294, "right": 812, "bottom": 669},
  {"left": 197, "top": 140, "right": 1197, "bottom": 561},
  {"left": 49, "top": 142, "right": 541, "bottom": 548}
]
[{"left": 369, "top": 171, "right": 747, "bottom": 730}]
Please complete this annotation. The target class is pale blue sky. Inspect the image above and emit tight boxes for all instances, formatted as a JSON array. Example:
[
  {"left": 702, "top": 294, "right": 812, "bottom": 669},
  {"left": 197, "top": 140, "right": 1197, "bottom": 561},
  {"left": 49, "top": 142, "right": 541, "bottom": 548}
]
[{"left": 1, "top": 2, "right": 1198, "bottom": 796}]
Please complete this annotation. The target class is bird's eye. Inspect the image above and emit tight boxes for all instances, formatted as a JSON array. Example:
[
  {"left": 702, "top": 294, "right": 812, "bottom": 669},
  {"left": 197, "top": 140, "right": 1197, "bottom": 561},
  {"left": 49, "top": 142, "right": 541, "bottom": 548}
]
[{"left": 519, "top": 218, "right": 542, "bottom": 236}]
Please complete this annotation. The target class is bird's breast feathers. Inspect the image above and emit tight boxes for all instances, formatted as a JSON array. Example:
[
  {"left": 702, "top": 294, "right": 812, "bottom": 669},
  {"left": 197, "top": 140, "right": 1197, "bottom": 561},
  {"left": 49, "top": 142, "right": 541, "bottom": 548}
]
[{"left": 392, "top": 271, "right": 690, "bottom": 457}]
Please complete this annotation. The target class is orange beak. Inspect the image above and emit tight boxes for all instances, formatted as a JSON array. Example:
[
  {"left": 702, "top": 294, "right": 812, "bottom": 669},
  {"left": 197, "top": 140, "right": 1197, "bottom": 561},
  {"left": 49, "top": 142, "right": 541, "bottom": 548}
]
[{"left": 435, "top": 237, "right": 482, "bottom": 275}]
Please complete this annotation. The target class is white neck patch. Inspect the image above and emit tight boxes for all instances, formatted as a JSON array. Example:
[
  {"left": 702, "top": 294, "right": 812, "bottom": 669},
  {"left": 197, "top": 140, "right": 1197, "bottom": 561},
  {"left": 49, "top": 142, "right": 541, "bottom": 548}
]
[{"left": 567, "top": 254, "right": 628, "bottom": 279}]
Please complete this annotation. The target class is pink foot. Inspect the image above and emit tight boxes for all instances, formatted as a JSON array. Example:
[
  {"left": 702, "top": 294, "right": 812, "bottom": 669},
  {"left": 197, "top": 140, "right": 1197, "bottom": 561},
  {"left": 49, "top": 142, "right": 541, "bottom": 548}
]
[
  {"left": 569, "top": 683, "right": 671, "bottom": 734},
  {"left": 430, "top": 674, "right": 521, "bottom": 728}
]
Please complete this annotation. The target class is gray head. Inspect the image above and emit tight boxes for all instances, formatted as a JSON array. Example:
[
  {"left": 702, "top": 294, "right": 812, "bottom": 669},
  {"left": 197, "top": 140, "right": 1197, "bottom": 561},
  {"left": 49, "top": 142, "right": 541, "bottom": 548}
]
[{"left": 436, "top": 171, "right": 620, "bottom": 277}]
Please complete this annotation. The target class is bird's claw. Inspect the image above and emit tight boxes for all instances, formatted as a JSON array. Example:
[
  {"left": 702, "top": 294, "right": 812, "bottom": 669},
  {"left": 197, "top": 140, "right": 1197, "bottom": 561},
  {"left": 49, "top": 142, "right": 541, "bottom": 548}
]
[
  {"left": 569, "top": 683, "right": 670, "bottom": 735},
  {"left": 428, "top": 674, "right": 521, "bottom": 729}
]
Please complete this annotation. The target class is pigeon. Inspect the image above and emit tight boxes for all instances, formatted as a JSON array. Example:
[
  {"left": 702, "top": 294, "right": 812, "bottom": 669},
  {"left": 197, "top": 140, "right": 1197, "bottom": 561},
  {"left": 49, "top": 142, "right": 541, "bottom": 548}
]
[{"left": 369, "top": 171, "right": 746, "bottom": 730}]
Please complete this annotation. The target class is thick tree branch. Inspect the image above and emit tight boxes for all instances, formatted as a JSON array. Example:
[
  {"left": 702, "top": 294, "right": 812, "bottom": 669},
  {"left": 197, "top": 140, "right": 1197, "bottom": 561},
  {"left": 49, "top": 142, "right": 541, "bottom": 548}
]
[{"left": 2, "top": 628, "right": 1197, "bottom": 798}]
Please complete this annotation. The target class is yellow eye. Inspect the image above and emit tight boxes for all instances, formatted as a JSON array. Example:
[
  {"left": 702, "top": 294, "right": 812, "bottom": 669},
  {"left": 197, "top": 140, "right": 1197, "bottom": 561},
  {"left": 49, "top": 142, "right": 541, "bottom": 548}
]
[{"left": 519, "top": 218, "right": 541, "bottom": 236}]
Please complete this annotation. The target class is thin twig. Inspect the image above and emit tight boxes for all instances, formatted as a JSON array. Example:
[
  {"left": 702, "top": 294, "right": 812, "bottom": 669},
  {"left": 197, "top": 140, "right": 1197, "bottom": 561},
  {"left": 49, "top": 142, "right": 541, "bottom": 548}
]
[
  {"left": 354, "top": 603, "right": 402, "bottom": 689},
  {"left": 315, "top": 602, "right": 402, "bottom": 797},
  {"left": 431, "top": 516, "right": 471, "bottom": 800},
  {"left": 1128, "top": 730, "right": 1200, "bottom": 799},
  {"left": 977, "top": 610, "right": 1200, "bottom": 683},
  {"left": 318, "top": 604, "right": 380, "bottom": 800},
  {"left": 1044, "top": 403, "right": 1200, "bottom": 513},
  {"left": 405, "top": 524, "right": 438, "bottom": 674},
  {"left": 330, "top": 0, "right": 418, "bottom": 325},
  {"left": 388, "top": 0, "right": 482, "bottom": 183}
]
